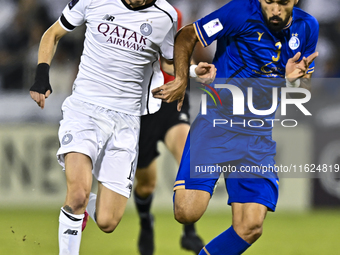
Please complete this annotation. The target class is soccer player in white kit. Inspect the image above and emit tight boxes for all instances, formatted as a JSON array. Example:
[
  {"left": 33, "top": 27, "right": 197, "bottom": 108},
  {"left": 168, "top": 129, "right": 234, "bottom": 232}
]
[{"left": 29, "top": 0, "right": 215, "bottom": 254}]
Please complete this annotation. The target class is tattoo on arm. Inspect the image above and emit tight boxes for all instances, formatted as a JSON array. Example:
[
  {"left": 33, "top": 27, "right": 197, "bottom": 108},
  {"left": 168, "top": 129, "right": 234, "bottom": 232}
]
[{"left": 63, "top": 205, "right": 74, "bottom": 214}]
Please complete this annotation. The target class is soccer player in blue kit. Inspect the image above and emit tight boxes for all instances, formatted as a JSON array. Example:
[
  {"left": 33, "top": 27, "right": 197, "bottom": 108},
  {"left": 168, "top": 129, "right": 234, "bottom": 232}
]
[{"left": 153, "top": 0, "right": 319, "bottom": 254}]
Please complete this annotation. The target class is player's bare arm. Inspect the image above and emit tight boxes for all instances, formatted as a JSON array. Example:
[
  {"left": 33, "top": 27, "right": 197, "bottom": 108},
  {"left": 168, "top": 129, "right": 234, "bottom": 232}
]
[
  {"left": 29, "top": 21, "right": 68, "bottom": 109},
  {"left": 160, "top": 56, "right": 174, "bottom": 76},
  {"left": 152, "top": 24, "right": 197, "bottom": 111},
  {"left": 153, "top": 24, "right": 216, "bottom": 111}
]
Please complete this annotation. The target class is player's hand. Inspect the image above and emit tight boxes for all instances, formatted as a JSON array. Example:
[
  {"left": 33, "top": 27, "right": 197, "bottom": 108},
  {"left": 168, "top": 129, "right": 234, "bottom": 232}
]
[
  {"left": 285, "top": 52, "right": 318, "bottom": 82},
  {"left": 30, "top": 89, "right": 51, "bottom": 109},
  {"left": 29, "top": 63, "right": 52, "bottom": 109},
  {"left": 195, "top": 62, "right": 217, "bottom": 84},
  {"left": 30, "top": 80, "right": 52, "bottom": 109},
  {"left": 152, "top": 78, "right": 187, "bottom": 111}
]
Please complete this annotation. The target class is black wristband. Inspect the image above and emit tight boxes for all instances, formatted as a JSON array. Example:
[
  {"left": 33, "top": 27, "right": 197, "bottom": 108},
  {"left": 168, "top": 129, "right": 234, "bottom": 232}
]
[
  {"left": 30, "top": 63, "right": 52, "bottom": 94},
  {"left": 35, "top": 63, "right": 50, "bottom": 83}
]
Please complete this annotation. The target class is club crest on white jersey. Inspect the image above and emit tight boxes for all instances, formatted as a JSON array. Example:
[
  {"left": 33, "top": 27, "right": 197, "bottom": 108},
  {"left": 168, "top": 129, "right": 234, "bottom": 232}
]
[{"left": 140, "top": 23, "right": 153, "bottom": 36}]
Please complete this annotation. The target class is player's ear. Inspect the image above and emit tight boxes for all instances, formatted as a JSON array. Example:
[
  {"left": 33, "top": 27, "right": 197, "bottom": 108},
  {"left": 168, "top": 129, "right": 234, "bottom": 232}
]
[{"left": 295, "top": 0, "right": 299, "bottom": 5}]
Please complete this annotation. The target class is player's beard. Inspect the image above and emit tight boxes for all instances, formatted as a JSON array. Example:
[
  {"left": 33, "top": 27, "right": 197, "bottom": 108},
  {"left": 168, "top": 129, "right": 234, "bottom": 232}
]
[{"left": 263, "top": 10, "right": 293, "bottom": 32}]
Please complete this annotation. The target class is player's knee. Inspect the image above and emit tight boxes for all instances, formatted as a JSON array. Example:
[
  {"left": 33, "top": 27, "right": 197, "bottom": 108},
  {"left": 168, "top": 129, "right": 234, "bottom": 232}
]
[
  {"left": 135, "top": 181, "right": 156, "bottom": 197},
  {"left": 234, "top": 220, "right": 263, "bottom": 243},
  {"left": 96, "top": 217, "right": 120, "bottom": 233},
  {"left": 174, "top": 204, "right": 200, "bottom": 224},
  {"left": 246, "top": 223, "right": 263, "bottom": 241},
  {"left": 66, "top": 189, "right": 89, "bottom": 212},
  {"left": 251, "top": 226, "right": 263, "bottom": 241}
]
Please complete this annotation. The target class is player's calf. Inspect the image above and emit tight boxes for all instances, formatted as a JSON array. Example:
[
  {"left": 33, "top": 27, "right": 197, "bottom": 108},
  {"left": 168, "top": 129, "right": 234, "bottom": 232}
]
[
  {"left": 93, "top": 185, "right": 128, "bottom": 233},
  {"left": 135, "top": 163, "right": 157, "bottom": 198},
  {"left": 85, "top": 192, "right": 121, "bottom": 233}
]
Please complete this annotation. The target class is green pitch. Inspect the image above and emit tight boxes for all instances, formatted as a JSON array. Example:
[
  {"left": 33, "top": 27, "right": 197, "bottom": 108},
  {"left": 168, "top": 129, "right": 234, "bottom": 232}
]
[{"left": 1, "top": 207, "right": 339, "bottom": 254}]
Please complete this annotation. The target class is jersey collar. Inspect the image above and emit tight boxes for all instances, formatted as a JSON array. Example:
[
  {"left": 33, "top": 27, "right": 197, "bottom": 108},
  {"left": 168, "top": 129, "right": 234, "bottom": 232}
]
[{"left": 121, "top": 0, "right": 156, "bottom": 11}]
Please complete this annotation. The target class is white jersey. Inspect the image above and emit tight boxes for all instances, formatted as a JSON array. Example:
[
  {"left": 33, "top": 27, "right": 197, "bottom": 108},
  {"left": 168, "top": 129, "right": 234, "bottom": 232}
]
[{"left": 59, "top": 0, "right": 177, "bottom": 116}]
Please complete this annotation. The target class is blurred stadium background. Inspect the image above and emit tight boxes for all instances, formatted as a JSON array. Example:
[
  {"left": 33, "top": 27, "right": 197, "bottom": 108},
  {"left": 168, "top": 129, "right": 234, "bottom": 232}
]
[{"left": 1, "top": 0, "right": 340, "bottom": 254}]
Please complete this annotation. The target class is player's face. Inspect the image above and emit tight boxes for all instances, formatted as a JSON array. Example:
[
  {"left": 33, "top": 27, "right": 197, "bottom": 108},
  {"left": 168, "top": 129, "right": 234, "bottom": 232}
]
[
  {"left": 259, "top": 0, "right": 298, "bottom": 32},
  {"left": 125, "top": 0, "right": 150, "bottom": 8}
]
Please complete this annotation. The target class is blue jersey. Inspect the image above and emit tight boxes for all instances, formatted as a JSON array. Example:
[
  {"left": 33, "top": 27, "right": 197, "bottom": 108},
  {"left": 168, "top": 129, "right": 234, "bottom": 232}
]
[{"left": 193, "top": 0, "right": 319, "bottom": 135}]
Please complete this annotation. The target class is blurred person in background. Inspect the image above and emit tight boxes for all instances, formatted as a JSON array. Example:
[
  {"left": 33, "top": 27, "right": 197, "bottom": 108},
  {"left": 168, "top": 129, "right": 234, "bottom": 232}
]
[
  {"left": 0, "top": 0, "right": 52, "bottom": 91},
  {"left": 0, "top": 0, "right": 82, "bottom": 92},
  {"left": 301, "top": 0, "right": 340, "bottom": 79}
]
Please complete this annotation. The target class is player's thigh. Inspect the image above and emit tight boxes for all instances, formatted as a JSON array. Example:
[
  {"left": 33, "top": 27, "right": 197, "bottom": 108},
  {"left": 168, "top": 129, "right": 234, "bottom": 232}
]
[
  {"left": 164, "top": 123, "right": 190, "bottom": 163},
  {"left": 174, "top": 189, "right": 210, "bottom": 217},
  {"left": 93, "top": 111, "right": 140, "bottom": 199},
  {"left": 64, "top": 152, "right": 93, "bottom": 188},
  {"left": 57, "top": 98, "right": 106, "bottom": 169},
  {"left": 64, "top": 152, "right": 93, "bottom": 213},
  {"left": 174, "top": 133, "right": 216, "bottom": 221},
  {"left": 95, "top": 182, "right": 128, "bottom": 228}
]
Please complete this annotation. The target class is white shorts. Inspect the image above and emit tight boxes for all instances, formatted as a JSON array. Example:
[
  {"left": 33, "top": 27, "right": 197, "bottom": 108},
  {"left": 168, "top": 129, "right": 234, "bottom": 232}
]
[{"left": 57, "top": 97, "right": 140, "bottom": 198}]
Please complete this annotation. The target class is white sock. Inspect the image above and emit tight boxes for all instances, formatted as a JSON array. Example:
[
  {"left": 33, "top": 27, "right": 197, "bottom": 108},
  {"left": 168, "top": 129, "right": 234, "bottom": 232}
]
[
  {"left": 86, "top": 192, "right": 97, "bottom": 223},
  {"left": 58, "top": 208, "right": 84, "bottom": 255}
]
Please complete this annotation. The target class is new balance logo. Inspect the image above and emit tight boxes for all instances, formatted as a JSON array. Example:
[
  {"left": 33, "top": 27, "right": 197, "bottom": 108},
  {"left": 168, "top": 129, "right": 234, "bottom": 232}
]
[
  {"left": 103, "top": 14, "right": 115, "bottom": 22},
  {"left": 63, "top": 229, "right": 78, "bottom": 235},
  {"left": 126, "top": 183, "right": 133, "bottom": 191}
]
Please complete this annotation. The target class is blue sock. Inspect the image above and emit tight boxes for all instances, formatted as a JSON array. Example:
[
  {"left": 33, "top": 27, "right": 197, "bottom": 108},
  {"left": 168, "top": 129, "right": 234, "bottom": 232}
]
[{"left": 199, "top": 226, "right": 250, "bottom": 255}]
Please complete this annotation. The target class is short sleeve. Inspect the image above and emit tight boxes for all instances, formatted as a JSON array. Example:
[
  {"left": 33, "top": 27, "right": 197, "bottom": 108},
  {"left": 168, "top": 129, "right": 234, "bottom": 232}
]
[
  {"left": 193, "top": 0, "right": 251, "bottom": 47},
  {"left": 160, "top": 20, "right": 177, "bottom": 60},
  {"left": 59, "top": 0, "right": 91, "bottom": 31}
]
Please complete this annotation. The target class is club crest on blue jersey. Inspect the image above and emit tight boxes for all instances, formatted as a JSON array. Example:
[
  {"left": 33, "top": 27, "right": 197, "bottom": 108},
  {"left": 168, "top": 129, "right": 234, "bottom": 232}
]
[
  {"left": 68, "top": 0, "right": 79, "bottom": 10},
  {"left": 62, "top": 134, "right": 73, "bottom": 145},
  {"left": 140, "top": 23, "right": 152, "bottom": 36},
  {"left": 289, "top": 33, "right": 300, "bottom": 50}
]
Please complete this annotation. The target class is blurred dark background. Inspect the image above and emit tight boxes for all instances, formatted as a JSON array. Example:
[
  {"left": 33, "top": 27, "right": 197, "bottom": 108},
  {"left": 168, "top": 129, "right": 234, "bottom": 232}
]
[{"left": 0, "top": 0, "right": 339, "bottom": 93}]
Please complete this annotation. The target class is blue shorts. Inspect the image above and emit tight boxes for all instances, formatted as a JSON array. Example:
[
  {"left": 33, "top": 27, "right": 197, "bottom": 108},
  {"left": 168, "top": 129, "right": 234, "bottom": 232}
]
[{"left": 174, "top": 118, "right": 279, "bottom": 211}]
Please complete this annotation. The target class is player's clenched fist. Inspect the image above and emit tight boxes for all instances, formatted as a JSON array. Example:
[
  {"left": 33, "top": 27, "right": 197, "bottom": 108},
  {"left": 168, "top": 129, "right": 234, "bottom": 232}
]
[
  {"left": 195, "top": 62, "right": 217, "bottom": 85},
  {"left": 29, "top": 63, "right": 52, "bottom": 109}
]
